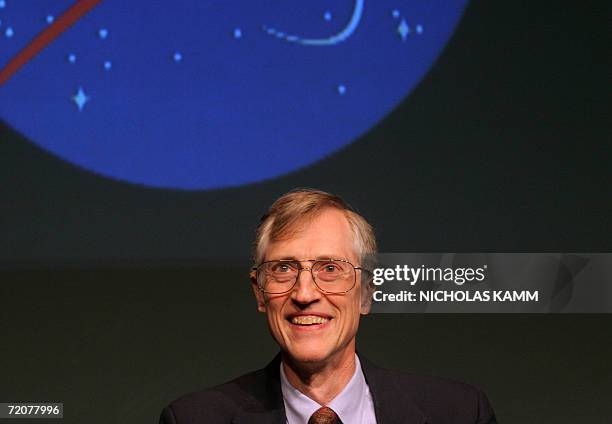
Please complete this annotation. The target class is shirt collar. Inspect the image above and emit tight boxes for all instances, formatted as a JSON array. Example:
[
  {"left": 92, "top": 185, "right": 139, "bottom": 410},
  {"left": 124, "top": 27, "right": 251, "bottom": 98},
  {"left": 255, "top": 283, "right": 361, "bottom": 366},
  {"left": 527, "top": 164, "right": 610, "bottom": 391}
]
[{"left": 280, "top": 355, "right": 373, "bottom": 424}]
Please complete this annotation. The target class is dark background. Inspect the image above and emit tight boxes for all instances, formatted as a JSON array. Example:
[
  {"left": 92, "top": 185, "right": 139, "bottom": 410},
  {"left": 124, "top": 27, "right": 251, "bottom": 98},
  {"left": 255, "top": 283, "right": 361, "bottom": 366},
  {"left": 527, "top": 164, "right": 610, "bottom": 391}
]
[{"left": 1, "top": 1, "right": 610, "bottom": 423}]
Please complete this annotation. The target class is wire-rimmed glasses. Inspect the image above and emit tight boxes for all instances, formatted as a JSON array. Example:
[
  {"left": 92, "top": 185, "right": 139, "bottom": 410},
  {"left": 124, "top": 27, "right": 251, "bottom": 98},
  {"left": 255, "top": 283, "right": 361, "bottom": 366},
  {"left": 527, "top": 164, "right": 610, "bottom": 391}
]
[{"left": 252, "top": 259, "right": 367, "bottom": 294}]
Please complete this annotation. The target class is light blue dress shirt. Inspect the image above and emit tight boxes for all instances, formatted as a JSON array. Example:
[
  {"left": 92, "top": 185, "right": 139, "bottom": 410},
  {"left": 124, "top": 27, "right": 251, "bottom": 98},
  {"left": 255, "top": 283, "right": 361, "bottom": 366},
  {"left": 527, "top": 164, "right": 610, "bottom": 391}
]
[{"left": 280, "top": 355, "right": 377, "bottom": 424}]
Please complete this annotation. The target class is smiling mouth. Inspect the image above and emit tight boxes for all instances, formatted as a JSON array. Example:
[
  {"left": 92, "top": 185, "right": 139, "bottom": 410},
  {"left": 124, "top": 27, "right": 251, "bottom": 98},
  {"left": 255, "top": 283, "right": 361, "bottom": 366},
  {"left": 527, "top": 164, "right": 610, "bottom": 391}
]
[{"left": 289, "top": 316, "right": 331, "bottom": 326}]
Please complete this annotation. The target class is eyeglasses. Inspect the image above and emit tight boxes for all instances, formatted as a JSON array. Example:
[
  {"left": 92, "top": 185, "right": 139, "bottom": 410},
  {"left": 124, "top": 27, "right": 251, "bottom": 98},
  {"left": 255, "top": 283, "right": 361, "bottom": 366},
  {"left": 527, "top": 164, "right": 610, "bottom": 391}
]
[{"left": 252, "top": 259, "right": 367, "bottom": 294}]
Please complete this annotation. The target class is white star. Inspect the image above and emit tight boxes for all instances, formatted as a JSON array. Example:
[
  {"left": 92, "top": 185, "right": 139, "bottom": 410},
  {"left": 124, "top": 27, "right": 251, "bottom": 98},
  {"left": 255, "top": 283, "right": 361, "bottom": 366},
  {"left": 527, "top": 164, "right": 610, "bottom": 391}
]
[
  {"left": 72, "top": 87, "right": 90, "bottom": 111},
  {"left": 397, "top": 19, "right": 409, "bottom": 41}
]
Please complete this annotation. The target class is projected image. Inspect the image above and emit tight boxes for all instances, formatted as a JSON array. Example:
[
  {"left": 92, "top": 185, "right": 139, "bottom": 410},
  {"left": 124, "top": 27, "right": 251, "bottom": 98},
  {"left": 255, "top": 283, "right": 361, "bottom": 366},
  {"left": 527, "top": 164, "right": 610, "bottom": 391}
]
[{"left": 0, "top": 0, "right": 467, "bottom": 189}]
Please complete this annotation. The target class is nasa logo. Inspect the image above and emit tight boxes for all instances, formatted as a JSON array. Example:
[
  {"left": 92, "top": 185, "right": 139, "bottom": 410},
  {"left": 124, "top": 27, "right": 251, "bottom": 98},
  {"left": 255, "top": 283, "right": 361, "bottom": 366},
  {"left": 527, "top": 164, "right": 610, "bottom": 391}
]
[{"left": 0, "top": 0, "right": 468, "bottom": 189}]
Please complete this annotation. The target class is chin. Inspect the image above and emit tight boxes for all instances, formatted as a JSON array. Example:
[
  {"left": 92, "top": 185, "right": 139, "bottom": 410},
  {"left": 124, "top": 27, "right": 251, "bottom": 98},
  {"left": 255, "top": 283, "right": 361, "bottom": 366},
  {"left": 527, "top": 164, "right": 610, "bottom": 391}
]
[{"left": 284, "top": 345, "right": 332, "bottom": 365}]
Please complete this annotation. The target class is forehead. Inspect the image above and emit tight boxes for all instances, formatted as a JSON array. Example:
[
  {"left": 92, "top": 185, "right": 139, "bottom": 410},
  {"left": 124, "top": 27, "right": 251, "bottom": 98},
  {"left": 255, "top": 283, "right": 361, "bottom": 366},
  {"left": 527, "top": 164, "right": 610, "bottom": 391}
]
[{"left": 264, "top": 208, "right": 357, "bottom": 262}]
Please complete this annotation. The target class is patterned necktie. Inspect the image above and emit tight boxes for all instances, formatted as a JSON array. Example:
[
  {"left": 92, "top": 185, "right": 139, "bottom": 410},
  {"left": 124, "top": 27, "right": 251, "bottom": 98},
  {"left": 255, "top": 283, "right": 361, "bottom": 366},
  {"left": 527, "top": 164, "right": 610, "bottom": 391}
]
[{"left": 308, "top": 406, "right": 341, "bottom": 424}]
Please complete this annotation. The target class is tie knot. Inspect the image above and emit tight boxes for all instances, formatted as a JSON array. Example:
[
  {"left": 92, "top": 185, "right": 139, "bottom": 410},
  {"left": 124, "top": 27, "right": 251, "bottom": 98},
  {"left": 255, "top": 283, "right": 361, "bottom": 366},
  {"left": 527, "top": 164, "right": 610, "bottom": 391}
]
[{"left": 308, "top": 406, "right": 341, "bottom": 424}]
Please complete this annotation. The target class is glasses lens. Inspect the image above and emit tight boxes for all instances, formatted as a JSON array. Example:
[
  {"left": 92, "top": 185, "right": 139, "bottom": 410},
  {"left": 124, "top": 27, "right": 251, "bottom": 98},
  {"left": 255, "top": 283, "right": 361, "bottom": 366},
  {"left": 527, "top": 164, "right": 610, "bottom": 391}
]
[
  {"left": 259, "top": 261, "right": 298, "bottom": 293},
  {"left": 312, "top": 260, "right": 355, "bottom": 292}
]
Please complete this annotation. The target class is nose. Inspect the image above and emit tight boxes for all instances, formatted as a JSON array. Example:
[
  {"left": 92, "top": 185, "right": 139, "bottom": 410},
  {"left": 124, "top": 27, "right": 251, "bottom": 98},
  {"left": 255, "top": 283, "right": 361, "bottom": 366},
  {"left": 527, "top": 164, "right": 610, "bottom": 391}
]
[{"left": 290, "top": 267, "right": 321, "bottom": 304}]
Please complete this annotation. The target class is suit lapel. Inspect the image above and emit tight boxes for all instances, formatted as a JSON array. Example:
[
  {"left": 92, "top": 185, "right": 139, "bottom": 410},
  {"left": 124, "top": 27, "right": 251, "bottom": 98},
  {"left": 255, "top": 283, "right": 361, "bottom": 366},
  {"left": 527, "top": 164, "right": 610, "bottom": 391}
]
[
  {"left": 359, "top": 355, "right": 428, "bottom": 424},
  {"left": 233, "top": 354, "right": 287, "bottom": 424}
]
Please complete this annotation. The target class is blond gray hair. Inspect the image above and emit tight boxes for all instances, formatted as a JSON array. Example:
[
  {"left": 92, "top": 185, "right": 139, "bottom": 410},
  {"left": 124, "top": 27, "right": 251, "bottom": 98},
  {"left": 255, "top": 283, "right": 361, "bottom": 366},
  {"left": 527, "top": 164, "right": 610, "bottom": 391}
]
[{"left": 253, "top": 188, "right": 376, "bottom": 267}]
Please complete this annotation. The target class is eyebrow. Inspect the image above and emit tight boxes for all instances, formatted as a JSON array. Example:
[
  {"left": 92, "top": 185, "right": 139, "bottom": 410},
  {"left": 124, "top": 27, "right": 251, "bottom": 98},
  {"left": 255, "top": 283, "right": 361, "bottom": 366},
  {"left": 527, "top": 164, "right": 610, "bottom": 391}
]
[{"left": 274, "top": 255, "right": 349, "bottom": 261}]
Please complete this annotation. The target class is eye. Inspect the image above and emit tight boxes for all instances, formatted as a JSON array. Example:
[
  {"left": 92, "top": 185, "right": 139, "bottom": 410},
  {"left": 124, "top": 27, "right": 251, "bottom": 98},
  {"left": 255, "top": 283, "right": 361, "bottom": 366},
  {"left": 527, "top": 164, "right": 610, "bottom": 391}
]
[
  {"left": 269, "top": 262, "right": 297, "bottom": 273},
  {"left": 278, "top": 264, "right": 291, "bottom": 272},
  {"left": 322, "top": 263, "right": 341, "bottom": 273}
]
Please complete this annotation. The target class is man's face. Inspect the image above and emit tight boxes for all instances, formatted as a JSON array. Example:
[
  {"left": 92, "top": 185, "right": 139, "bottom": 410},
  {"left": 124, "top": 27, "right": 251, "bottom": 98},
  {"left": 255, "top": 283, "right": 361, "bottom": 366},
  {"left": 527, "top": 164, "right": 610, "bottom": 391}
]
[{"left": 252, "top": 208, "right": 369, "bottom": 366}]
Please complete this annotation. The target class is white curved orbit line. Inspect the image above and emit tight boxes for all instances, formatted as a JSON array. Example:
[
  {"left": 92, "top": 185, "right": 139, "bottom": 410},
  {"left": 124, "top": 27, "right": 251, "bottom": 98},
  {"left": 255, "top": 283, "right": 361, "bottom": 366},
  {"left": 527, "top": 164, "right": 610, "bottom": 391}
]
[{"left": 264, "top": 0, "right": 364, "bottom": 46}]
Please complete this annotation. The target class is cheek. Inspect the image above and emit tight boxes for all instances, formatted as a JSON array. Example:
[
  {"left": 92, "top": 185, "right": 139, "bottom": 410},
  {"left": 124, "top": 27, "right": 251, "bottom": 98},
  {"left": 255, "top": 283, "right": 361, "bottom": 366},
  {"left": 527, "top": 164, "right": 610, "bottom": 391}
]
[
  {"left": 337, "top": 296, "right": 362, "bottom": 332},
  {"left": 265, "top": 298, "right": 287, "bottom": 327},
  {"left": 352, "top": 292, "right": 365, "bottom": 324}
]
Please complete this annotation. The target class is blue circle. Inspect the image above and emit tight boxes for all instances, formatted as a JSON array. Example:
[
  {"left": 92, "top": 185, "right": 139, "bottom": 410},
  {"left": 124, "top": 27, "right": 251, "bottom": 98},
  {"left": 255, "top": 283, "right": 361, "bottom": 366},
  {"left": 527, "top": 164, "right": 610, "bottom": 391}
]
[{"left": 0, "top": 1, "right": 469, "bottom": 190}]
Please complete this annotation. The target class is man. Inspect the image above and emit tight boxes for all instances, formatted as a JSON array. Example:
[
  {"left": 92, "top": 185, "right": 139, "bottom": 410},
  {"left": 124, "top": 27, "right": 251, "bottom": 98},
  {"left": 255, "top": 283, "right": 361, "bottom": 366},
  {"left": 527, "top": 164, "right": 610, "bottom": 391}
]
[{"left": 160, "top": 188, "right": 497, "bottom": 423}]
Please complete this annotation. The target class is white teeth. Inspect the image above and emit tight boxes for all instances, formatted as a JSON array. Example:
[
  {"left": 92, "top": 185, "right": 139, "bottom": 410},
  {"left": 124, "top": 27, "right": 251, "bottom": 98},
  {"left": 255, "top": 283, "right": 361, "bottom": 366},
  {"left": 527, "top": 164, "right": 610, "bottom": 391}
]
[{"left": 290, "top": 316, "right": 329, "bottom": 325}]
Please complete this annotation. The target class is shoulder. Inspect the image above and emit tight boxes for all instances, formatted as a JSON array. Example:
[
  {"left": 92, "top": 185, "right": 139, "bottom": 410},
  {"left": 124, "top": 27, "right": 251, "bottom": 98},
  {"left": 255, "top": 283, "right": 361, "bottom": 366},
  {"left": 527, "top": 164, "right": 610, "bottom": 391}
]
[
  {"left": 159, "top": 370, "right": 262, "bottom": 424},
  {"left": 387, "top": 369, "right": 494, "bottom": 412},
  {"left": 160, "top": 359, "right": 283, "bottom": 424},
  {"left": 362, "top": 360, "right": 497, "bottom": 423}
]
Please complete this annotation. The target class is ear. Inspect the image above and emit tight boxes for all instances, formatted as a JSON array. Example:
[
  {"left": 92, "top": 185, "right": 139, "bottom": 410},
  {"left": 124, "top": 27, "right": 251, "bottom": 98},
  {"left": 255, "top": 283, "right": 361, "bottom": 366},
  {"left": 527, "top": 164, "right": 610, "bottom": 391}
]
[
  {"left": 250, "top": 271, "right": 267, "bottom": 313},
  {"left": 360, "top": 277, "right": 373, "bottom": 315}
]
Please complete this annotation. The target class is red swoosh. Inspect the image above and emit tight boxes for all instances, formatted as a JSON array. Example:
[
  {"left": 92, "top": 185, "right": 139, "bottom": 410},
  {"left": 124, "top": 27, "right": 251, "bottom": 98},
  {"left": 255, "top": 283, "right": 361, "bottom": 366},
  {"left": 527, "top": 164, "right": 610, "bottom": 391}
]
[{"left": 0, "top": 0, "right": 103, "bottom": 86}]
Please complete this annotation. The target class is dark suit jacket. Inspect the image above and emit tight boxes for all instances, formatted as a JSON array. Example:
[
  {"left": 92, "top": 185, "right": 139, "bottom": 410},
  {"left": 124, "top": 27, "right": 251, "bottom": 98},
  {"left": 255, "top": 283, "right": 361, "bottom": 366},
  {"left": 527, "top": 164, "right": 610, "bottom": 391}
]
[{"left": 160, "top": 354, "right": 497, "bottom": 424}]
